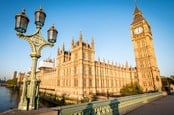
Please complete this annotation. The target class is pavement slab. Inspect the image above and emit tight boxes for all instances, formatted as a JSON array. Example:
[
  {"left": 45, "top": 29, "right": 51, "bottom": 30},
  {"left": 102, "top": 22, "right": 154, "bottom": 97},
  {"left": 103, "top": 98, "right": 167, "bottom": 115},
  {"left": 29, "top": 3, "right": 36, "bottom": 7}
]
[{"left": 126, "top": 95, "right": 174, "bottom": 115}]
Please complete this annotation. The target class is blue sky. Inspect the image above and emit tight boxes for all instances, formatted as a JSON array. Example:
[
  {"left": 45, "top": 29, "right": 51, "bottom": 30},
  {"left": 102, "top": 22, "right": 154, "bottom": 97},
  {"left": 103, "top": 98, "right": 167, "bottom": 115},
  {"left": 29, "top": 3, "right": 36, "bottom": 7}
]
[{"left": 0, "top": 0, "right": 174, "bottom": 79}]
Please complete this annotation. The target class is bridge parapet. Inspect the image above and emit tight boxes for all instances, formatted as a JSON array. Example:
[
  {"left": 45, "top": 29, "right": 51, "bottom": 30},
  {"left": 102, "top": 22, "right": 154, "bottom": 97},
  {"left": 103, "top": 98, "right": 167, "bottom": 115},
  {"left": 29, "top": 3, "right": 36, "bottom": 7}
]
[{"left": 53, "top": 92, "right": 163, "bottom": 115}]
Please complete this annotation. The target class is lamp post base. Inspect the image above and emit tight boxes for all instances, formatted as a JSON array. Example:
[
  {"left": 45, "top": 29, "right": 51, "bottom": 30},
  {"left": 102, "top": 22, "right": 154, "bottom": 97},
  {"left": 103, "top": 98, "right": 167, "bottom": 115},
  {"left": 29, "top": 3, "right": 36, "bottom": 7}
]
[
  {"left": 18, "top": 104, "right": 35, "bottom": 111},
  {"left": 18, "top": 78, "right": 40, "bottom": 111},
  {"left": 18, "top": 101, "right": 28, "bottom": 110}
]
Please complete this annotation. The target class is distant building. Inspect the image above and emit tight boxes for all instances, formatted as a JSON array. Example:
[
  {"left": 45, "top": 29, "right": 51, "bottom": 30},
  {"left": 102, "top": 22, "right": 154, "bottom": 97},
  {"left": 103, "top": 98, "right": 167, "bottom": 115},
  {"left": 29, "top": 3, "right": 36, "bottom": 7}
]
[
  {"left": 38, "top": 57, "right": 55, "bottom": 70},
  {"left": 17, "top": 72, "right": 26, "bottom": 85},
  {"left": 11, "top": 71, "right": 17, "bottom": 79}
]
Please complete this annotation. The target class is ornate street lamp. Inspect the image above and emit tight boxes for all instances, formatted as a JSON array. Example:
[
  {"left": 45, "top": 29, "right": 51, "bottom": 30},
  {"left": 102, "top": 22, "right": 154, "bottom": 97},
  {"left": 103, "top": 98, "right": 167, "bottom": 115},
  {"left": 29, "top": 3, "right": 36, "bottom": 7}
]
[{"left": 15, "top": 8, "right": 58, "bottom": 110}]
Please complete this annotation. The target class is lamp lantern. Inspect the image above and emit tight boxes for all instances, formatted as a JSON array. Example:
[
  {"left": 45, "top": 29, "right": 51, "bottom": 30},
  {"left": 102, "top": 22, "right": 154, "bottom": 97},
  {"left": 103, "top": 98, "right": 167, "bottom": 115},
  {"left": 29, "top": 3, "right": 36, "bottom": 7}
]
[
  {"left": 47, "top": 25, "right": 58, "bottom": 43},
  {"left": 15, "top": 9, "right": 29, "bottom": 33},
  {"left": 35, "top": 7, "right": 46, "bottom": 28}
]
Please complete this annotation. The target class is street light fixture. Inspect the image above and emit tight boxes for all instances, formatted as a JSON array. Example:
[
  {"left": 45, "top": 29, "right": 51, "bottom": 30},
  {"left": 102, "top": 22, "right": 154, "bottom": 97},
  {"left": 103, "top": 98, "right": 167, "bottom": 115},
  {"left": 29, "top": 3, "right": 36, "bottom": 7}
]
[
  {"left": 15, "top": 9, "right": 29, "bottom": 33},
  {"left": 15, "top": 8, "right": 58, "bottom": 110},
  {"left": 35, "top": 8, "right": 46, "bottom": 28}
]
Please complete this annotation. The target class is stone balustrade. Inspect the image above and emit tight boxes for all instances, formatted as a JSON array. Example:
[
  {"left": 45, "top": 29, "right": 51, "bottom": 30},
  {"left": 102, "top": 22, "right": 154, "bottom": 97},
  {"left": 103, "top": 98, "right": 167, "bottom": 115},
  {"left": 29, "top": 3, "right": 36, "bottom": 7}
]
[{"left": 52, "top": 92, "right": 163, "bottom": 115}]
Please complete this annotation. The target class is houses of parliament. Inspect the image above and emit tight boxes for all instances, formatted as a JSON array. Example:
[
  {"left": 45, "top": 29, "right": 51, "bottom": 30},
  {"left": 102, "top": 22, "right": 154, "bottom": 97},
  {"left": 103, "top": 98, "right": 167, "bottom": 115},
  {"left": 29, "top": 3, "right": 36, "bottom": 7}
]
[{"left": 18, "top": 5, "right": 162, "bottom": 100}]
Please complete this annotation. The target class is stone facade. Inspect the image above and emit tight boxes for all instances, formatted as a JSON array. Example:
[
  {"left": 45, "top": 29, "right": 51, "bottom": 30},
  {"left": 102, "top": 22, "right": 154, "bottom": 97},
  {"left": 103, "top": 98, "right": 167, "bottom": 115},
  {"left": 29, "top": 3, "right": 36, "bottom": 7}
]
[
  {"left": 38, "top": 34, "right": 137, "bottom": 99},
  {"left": 130, "top": 6, "right": 162, "bottom": 91},
  {"left": 18, "top": 6, "right": 162, "bottom": 100}
]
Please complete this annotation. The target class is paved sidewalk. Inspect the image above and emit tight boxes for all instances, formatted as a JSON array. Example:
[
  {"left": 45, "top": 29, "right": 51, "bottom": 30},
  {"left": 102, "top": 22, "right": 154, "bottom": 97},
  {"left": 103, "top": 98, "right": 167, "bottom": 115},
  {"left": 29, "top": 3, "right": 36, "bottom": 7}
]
[
  {"left": 126, "top": 95, "right": 174, "bottom": 115},
  {"left": 0, "top": 108, "right": 57, "bottom": 115}
]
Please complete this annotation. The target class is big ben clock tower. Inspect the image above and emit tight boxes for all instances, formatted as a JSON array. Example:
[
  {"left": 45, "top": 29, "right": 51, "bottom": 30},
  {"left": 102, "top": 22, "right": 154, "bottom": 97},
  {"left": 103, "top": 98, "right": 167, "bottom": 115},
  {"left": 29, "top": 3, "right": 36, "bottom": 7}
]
[{"left": 130, "top": 4, "right": 162, "bottom": 91}]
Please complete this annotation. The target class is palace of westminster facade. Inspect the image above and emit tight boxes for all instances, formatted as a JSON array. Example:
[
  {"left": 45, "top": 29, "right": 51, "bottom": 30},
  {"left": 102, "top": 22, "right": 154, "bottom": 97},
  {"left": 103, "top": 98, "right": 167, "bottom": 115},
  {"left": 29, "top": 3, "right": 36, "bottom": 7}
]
[{"left": 18, "top": 6, "right": 162, "bottom": 100}]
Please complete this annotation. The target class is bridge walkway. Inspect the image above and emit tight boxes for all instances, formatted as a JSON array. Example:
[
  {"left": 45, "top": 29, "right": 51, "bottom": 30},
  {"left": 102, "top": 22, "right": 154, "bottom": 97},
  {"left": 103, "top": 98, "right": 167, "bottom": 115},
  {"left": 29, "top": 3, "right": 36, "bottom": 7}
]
[{"left": 126, "top": 94, "right": 174, "bottom": 115}]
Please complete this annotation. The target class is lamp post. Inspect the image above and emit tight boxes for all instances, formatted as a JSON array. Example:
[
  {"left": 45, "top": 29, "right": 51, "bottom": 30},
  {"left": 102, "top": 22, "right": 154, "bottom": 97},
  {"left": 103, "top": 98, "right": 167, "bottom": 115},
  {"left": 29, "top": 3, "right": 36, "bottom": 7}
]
[{"left": 15, "top": 8, "right": 58, "bottom": 110}]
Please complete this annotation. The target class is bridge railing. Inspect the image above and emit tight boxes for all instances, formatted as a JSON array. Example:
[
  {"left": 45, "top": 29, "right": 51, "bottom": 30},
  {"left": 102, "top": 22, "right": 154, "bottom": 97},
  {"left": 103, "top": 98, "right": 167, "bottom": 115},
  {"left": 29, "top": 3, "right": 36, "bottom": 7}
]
[{"left": 52, "top": 92, "right": 163, "bottom": 115}]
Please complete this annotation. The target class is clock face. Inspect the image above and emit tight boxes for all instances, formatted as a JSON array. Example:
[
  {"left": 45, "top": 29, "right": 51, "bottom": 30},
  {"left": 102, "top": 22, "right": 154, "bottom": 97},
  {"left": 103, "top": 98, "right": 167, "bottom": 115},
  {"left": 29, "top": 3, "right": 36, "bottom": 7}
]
[{"left": 134, "top": 26, "right": 143, "bottom": 34}]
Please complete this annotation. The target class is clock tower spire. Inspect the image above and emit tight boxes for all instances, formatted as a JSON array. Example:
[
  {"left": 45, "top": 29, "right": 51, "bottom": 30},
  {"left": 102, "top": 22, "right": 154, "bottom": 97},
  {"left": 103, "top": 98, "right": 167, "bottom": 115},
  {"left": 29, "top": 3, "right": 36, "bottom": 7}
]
[{"left": 130, "top": 3, "right": 162, "bottom": 92}]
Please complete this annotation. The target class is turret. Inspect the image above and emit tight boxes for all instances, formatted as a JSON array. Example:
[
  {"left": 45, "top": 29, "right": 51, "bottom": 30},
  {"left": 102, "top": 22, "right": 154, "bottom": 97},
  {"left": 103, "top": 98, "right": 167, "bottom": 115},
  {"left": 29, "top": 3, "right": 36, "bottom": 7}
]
[
  {"left": 91, "top": 37, "right": 94, "bottom": 49},
  {"left": 57, "top": 47, "right": 60, "bottom": 55},
  {"left": 103, "top": 58, "right": 105, "bottom": 63},
  {"left": 79, "top": 31, "right": 83, "bottom": 43},
  {"left": 86, "top": 40, "right": 88, "bottom": 47},
  {"left": 125, "top": 61, "right": 129, "bottom": 69},
  {"left": 71, "top": 37, "right": 74, "bottom": 48},
  {"left": 98, "top": 57, "right": 100, "bottom": 63},
  {"left": 62, "top": 43, "right": 65, "bottom": 51}
]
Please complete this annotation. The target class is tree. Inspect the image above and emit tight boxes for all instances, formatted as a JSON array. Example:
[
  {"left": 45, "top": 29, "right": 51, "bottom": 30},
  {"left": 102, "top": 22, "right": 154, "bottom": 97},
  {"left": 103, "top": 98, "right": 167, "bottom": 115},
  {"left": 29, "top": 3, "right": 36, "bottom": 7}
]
[
  {"left": 120, "top": 82, "right": 143, "bottom": 96},
  {"left": 161, "top": 77, "right": 174, "bottom": 86},
  {"left": 6, "top": 78, "right": 17, "bottom": 87},
  {"left": 170, "top": 75, "right": 174, "bottom": 79}
]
